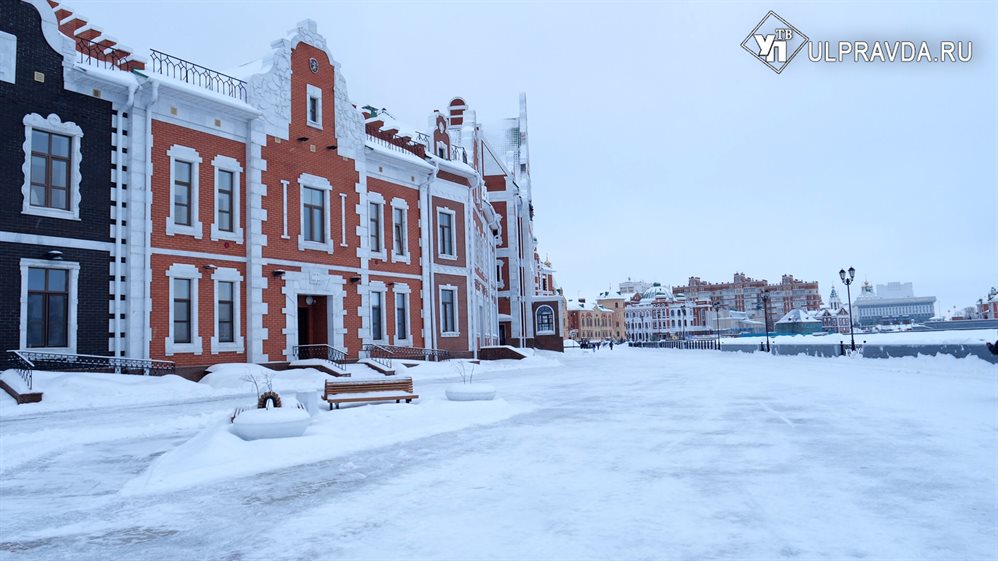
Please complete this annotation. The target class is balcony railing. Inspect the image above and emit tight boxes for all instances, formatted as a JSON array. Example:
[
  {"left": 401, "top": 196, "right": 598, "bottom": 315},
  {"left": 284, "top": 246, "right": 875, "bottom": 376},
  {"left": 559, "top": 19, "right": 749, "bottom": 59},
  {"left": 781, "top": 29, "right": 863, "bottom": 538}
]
[
  {"left": 148, "top": 49, "right": 247, "bottom": 102},
  {"left": 75, "top": 37, "right": 128, "bottom": 70}
]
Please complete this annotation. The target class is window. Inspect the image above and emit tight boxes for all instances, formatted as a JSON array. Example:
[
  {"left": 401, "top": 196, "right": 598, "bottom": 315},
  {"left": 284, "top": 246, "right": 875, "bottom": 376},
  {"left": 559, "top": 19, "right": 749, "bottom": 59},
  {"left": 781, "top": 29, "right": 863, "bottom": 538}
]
[
  {"left": 303, "top": 186, "right": 325, "bottom": 243},
  {"left": 173, "top": 278, "right": 192, "bottom": 344},
  {"left": 536, "top": 305, "right": 555, "bottom": 335},
  {"left": 210, "top": 155, "right": 244, "bottom": 242},
  {"left": 298, "top": 174, "right": 334, "bottom": 253},
  {"left": 306, "top": 84, "right": 322, "bottom": 128},
  {"left": 20, "top": 259, "right": 78, "bottom": 351},
  {"left": 218, "top": 281, "right": 234, "bottom": 343},
  {"left": 29, "top": 130, "right": 71, "bottom": 211},
  {"left": 27, "top": 268, "right": 68, "bottom": 348},
  {"left": 496, "top": 261, "right": 504, "bottom": 287},
  {"left": 440, "top": 287, "right": 458, "bottom": 335},
  {"left": 216, "top": 170, "right": 234, "bottom": 232},
  {"left": 173, "top": 160, "right": 193, "bottom": 226},
  {"left": 166, "top": 145, "right": 203, "bottom": 237},
  {"left": 437, "top": 209, "right": 456, "bottom": 258},
  {"left": 369, "top": 202, "right": 382, "bottom": 253},
  {"left": 392, "top": 205, "right": 407, "bottom": 257},
  {"left": 395, "top": 293, "right": 408, "bottom": 341},
  {"left": 166, "top": 263, "right": 202, "bottom": 355},
  {"left": 371, "top": 290, "right": 384, "bottom": 341},
  {"left": 22, "top": 114, "right": 83, "bottom": 220}
]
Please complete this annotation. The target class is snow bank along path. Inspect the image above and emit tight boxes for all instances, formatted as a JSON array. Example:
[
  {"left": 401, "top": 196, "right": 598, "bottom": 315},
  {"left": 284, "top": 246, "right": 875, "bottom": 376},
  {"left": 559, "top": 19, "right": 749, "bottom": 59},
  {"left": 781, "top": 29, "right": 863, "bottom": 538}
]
[{"left": 0, "top": 349, "right": 994, "bottom": 560}]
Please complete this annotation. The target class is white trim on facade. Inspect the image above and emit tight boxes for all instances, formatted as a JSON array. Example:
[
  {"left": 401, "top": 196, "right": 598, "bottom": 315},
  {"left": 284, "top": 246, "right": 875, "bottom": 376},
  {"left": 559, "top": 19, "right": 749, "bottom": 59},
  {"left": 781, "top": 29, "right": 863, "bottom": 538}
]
[
  {"left": 209, "top": 155, "right": 244, "bottom": 244},
  {"left": 392, "top": 282, "right": 412, "bottom": 346},
  {"left": 210, "top": 267, "right": 245, "bottom": 354},
  {"left": 367, "top": 191, "right": 387, "bottom": 261},
  {"left": 306, "top": 84, "right": 323, "bottom": 129},
  {"left": 297, "top": 172, "right": 334, "bottom": 254},
  {"left": 21, "top": 113, "right": 83, "bottom": 221},
  {"left": 439, "top": 283, "right": 460, "bottom": 337},
  {"left": 436, "top": 206, "right": 457, "bottom": 260},
  {"left": 390, "top": 197, "right": 410, "bottom": 264},
  {"left": 165, "top": 144, "right": 204, "bottom": 239},
  {"left": 18, "top": 258, "right": 80, "bottom": 353},
  {"left": 165, "top": 263, "right": 203, "bottom": 355}
]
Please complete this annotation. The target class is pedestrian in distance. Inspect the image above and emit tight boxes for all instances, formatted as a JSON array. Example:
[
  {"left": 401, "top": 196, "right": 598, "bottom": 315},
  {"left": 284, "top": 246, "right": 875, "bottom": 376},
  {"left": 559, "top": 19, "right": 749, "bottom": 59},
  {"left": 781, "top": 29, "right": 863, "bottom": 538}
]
[{"left": 609, "top": 340, "right": 614, "bottom": 350}]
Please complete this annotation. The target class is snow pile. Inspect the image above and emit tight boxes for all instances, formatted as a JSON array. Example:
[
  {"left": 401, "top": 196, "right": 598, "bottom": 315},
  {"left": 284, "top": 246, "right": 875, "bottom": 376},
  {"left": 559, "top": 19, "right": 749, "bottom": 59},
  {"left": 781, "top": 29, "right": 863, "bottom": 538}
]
[
  {"left": 0, "top": 370, "right": 216, "bottom": 417},
  {"left": 199, "top": 363, "right": 329, "bottom": 393},
  {"left": 122, "top": 396, "right": 532, "bottom": 495}
]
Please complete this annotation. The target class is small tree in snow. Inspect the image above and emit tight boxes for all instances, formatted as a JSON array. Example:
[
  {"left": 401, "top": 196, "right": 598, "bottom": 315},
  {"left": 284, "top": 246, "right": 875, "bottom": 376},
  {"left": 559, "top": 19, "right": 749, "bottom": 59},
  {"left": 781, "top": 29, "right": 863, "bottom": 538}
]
[
  {"left": 241, "top": 367, "right": 281, "bottom": 408},
  {"left": 453, "top": 361, "right": 476, "bottom": 384}
]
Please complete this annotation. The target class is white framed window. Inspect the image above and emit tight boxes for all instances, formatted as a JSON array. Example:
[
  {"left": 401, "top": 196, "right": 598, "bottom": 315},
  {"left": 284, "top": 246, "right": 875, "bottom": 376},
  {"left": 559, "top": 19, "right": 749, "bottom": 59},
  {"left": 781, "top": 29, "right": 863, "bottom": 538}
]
[
  {"left": 0, "top": 31, "right": 15, "bottom": 84},
  {"left": 393, "top": 283, "right": 411, "bottom": 345},
  {"left": 496, "top": 259, "right": 504, "bottom": 288},
  {"left": 535, "top": 305, "right": 556, "bottom": 335},
  {"left": 19, "top": 258, "right": 79, "bottom": 352},
  {"left": 390, "top": 198, "right": 409, "bottom": 263},
  {"left": 306, "top": 84, "right": 322, "bottom": 129},
  {"left": 437, "top": 207, "right": 457, "bottom": 260},
  {"left": 211, "top": 267, "right": 245, "bottom": 354},
  {"left": 165, "top": 263, "right": 202, "bottom": 355},
  {"left": 21, "top": 113, "right": 83, "bottom": 221},
  {"left": 369, "top": 203, "right": 383, "bottom": 253},
  {"left": 210, "top": 155, "right": 244, "bottom": 243},
  {"left": 166, "top": 145, "right": 203, "bottom": 238},
  {"left": 369, "top": 283, "right": 387, "bottom": 343},
  {"left": 439, "top": 285, "right": 459, "bottom": 337},
  {"left": 297, "top": 173, "right": 334, "bottom": 253},
  {"left": 367, "top": 191, "right": 386, "bottom": 259}
]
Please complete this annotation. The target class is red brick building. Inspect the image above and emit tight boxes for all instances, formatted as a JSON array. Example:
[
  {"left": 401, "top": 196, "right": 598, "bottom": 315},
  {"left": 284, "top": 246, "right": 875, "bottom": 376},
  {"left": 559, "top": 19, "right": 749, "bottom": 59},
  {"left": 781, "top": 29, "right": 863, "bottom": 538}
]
[{"left": 5, "top": 10, "right": 562, "bottom": 368}]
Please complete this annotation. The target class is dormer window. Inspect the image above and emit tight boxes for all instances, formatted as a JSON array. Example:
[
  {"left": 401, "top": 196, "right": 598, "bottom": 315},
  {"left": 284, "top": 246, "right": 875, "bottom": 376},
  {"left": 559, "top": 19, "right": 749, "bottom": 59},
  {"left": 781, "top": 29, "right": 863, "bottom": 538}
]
[{"left": 306, "top": 84, "right": 322, "bottom": 129}]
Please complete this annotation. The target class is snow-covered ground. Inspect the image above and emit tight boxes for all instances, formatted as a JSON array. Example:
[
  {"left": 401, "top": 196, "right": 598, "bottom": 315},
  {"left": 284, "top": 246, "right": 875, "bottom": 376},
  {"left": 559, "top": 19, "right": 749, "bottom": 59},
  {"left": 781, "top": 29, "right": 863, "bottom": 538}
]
[{"left": 0, "top": 348, "right": 994, "bottom": 560}]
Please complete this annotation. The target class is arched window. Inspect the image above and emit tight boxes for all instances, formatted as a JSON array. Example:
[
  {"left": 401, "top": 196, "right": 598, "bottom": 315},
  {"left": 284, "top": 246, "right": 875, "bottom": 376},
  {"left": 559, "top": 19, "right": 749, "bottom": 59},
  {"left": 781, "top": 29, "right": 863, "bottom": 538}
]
[{"left": 535, "top": 305, "right": 555, "bottom": 335}]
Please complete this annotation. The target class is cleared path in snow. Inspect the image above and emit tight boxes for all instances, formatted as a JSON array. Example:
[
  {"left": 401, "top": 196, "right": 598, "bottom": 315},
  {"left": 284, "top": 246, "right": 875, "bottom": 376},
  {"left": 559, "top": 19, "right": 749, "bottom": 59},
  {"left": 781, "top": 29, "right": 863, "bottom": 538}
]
[{"left": 0, "top": 349, "right": 994, "bottom": 560}]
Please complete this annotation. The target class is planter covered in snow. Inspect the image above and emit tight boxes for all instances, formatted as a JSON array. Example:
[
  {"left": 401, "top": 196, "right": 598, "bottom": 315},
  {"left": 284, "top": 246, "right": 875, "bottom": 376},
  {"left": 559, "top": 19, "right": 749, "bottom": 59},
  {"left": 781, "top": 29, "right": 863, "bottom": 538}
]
[
  {"left": 445, "top": 383, "right": 496, "bottom": 401},
  {"left": 230, "top": 407, "right": 310, "bottom": 440}
]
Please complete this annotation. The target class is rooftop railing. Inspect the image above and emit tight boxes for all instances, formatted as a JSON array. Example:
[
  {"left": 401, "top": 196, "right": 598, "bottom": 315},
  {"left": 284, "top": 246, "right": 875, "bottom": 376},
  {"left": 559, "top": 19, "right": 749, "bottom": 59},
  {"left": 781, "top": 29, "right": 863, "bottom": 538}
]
[{"left": 148, "top": 49, "right": 247, "bottom": 102}]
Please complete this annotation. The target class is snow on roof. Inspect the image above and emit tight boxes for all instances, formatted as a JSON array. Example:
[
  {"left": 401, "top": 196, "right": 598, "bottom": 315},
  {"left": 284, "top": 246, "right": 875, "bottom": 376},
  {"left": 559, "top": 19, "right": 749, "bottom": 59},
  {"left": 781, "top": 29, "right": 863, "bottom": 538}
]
[{"left": 776, "top": 309, "right": 821, "bottom": 324}]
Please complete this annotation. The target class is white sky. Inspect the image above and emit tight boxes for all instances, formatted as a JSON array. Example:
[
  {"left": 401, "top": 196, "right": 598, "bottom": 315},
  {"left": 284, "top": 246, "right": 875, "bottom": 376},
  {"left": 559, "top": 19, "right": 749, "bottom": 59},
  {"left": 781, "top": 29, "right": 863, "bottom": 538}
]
[{"left": 68, "top": 0, "right": 997, "bottom": 313}]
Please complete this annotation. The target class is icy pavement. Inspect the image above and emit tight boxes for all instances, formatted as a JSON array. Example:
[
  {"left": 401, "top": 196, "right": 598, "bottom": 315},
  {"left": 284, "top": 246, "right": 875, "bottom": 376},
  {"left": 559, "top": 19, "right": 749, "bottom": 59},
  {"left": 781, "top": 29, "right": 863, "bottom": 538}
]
[{"left": 0, "top": 348, "right": 995, "bottom": 560}]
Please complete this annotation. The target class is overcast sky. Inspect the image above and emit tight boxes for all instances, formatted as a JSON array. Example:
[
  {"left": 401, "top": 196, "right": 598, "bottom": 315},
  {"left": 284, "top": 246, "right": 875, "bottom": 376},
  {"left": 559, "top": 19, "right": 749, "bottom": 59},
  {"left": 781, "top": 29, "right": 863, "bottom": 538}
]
[{"left": 69, "top": 0, "right": 996, "bottom": 314}]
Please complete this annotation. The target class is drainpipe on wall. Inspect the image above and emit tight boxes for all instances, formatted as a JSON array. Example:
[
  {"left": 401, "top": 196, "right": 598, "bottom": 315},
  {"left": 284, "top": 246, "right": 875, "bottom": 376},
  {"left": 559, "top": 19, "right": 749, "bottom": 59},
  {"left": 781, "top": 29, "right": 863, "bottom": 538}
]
[
  {"left": 420, "top": 159, "right": 439, "bottom": 351},
  {"left": 142, "top": 80, "right": 159, "bottom": 359}
]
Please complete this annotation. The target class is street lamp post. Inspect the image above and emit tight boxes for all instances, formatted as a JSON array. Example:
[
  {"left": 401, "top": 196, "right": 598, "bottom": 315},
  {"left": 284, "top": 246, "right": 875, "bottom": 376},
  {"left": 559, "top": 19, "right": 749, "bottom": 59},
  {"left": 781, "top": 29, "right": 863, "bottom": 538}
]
[
  {"left": 839, "top": 266, "right": 857, "bottom": 351},
  {"left": 712, "top": 301, "right": 723, "bottom": 351},
  {"left": 761, "top": 291, "right": 771, "bottom": 352}
]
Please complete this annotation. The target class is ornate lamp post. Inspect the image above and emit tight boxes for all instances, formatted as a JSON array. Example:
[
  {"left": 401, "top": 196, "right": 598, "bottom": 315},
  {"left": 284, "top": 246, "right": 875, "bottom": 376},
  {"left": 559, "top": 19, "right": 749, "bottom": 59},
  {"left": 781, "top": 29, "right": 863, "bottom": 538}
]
[
  {"left": 761, "top": 291, "right": 771, "bottom": 352},
  {"left": 839, "top": 266, "right": 857, "bottom": 351}
]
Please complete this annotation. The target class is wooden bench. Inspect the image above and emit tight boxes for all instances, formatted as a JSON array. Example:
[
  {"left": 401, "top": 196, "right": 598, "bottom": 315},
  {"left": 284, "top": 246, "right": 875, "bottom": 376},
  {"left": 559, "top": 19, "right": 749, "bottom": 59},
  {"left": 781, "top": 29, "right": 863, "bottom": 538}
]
[{"left": 323, "top": 378, "right": 418, "bottom": 409}]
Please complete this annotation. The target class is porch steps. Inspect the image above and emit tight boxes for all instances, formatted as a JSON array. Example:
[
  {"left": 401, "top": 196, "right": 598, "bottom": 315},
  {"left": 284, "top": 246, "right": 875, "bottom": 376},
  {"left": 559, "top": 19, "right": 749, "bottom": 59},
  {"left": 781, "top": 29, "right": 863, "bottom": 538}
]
[{"left": 288, "top": 359, "right": 350, "bottom": 377}]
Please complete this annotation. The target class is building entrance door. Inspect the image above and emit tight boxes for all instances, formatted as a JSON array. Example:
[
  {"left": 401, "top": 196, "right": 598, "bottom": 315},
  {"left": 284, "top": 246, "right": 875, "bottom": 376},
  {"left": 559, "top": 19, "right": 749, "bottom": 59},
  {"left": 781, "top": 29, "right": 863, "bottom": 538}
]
[{"left": 297, "top": 295, "right": 328, "bottom": 345}]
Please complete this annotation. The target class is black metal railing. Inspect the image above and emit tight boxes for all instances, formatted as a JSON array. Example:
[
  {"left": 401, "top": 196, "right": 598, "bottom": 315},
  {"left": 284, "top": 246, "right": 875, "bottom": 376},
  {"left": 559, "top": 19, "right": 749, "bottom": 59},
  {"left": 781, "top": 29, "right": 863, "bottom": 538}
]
[
  {"left": 363, "top": 344, "right": 452, "bottom": 363},
  {"left": 148, "top": 49, "right": 247, "bottom": 102},
  {"left": 6, "top": 349, "right": 175, "bottom": 381},
  {"left": 292, "top": 344, "right": 348, "bottom": 364},
  {"left": 360, "top": 344, "right": 394, "bottom": 370},
  {"left": 6, "top": 350, "right": 35, "bottom": 391},
  {"left": 631, "top": 340, "right": 720, "bottom": 351},
  {"left": 76, "top": 37, "right": 129, "bottom": 70}
]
